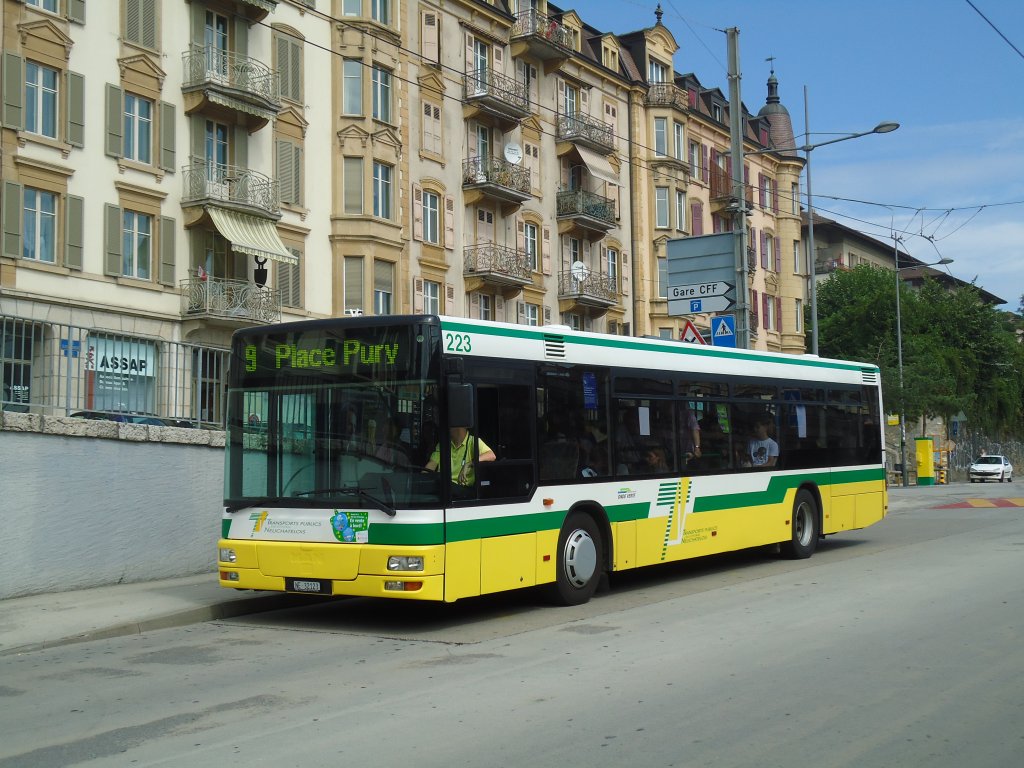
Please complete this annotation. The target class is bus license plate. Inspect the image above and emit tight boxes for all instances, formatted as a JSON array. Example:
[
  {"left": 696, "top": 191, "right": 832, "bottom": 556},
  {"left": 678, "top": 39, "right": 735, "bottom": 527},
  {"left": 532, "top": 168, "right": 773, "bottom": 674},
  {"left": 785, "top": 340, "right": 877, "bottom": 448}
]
[{"left": 286, "top": 578, "right": 330, "bottom": 595}]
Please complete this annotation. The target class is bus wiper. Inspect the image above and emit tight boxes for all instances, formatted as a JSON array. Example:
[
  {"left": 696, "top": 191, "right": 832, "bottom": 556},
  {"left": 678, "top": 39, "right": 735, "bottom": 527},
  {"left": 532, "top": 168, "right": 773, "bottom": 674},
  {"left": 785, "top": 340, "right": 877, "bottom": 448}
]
[
  {"left": 225, "top": 497, "right": 288, "bottom": 513},
  {"left": 293, "top": 485, "right": 396, "bottom": 517}
]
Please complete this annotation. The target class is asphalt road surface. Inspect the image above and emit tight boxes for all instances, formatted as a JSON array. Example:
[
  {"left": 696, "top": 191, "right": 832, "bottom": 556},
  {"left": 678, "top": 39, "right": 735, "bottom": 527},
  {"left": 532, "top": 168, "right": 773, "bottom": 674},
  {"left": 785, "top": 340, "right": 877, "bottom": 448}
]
[{"left": 2, "top": 482, "right": 1022, "bottom": 767}]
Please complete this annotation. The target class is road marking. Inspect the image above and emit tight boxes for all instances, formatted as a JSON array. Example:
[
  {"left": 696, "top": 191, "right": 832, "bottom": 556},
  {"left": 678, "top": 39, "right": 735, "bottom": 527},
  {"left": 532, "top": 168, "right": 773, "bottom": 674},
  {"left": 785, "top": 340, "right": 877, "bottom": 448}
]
[{"left": 935, "top": 498, "right": 1024, "bottom": 508}]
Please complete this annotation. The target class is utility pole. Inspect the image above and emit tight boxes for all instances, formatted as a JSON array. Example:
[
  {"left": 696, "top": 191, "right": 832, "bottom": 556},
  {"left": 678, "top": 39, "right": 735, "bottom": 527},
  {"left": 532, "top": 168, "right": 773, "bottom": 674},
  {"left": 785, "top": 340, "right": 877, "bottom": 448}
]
[{"left": 727, "top": 28, "right": 750, "bottom": 349}]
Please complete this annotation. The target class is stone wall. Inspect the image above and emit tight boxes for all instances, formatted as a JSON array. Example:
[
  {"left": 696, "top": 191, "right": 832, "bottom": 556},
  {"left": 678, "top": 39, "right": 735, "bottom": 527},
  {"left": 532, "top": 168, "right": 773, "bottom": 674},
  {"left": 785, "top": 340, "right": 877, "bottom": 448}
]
[{"left": 0, "top": 411, "right": 225, "bottom": 599}]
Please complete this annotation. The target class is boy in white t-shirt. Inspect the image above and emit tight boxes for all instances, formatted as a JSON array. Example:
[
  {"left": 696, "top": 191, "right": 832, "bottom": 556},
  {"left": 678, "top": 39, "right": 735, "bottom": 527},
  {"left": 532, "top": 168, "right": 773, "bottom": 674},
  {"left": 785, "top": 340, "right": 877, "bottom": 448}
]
[{"left": 747, "top": 418, "right": 779, "bottom": 467}]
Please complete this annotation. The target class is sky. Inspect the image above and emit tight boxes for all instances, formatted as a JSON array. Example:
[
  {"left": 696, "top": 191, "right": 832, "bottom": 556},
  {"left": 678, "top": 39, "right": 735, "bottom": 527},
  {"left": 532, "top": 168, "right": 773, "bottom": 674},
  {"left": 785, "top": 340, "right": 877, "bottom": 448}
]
[{"left": 582, "top": 0, "right": 1024, "bottom": 310}]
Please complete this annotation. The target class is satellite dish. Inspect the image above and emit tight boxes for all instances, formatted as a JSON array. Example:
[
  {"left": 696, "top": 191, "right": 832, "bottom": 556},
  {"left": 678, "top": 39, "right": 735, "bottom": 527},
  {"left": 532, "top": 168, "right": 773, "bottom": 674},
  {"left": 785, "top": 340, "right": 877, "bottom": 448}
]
[
  {"left": 504, "top": 143, "right": 523, "bottom": 164},
  {"left": 570, "top": 261, "right": 590, "bottom": 282}
]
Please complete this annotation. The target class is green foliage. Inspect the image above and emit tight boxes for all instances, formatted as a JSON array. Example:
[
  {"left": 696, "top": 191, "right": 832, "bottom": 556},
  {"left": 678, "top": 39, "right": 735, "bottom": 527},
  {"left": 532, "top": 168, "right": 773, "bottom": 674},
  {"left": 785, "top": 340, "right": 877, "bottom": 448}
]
[{"left": 816, "top": 265, "right": 1024, "bottom": 437}]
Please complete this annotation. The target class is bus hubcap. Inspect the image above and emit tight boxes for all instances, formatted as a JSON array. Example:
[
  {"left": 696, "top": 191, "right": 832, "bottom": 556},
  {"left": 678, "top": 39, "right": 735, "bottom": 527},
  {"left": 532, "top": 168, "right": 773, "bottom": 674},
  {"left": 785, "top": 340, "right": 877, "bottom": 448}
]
[{"left": 563, "top": 529, "right": 597, "bottom": 588}]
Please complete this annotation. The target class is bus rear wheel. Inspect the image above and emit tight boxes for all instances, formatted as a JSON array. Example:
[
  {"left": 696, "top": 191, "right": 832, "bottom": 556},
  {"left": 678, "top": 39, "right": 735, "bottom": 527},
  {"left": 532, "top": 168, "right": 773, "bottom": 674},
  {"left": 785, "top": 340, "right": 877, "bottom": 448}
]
[
  {"left": 547, "top": 512, "right": 603, "bottom": 606},
  {"left": 781, "top": 489, "right": 819, "bottom": 559}
]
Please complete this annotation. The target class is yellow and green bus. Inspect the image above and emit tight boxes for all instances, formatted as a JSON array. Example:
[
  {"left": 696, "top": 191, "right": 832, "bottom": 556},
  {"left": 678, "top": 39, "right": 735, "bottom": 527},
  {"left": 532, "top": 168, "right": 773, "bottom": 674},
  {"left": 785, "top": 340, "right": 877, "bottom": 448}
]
[{"left": 218, "top": 315, "right": 886, "bottom": 605}]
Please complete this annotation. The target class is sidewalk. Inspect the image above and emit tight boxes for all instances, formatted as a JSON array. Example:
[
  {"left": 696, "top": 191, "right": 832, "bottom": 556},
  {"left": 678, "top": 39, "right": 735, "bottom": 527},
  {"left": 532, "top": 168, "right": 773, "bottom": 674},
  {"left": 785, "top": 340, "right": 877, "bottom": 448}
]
[{"left": 0, "top": 573, "right": 308, "bottom": 657}]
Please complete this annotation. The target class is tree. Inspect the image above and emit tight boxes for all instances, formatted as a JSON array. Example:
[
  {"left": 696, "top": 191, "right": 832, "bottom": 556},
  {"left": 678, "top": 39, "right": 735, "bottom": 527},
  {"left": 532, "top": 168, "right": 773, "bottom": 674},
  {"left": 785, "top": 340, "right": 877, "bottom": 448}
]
[{"left": 815, "top": 265, "right": 1024, "bottom": 438}]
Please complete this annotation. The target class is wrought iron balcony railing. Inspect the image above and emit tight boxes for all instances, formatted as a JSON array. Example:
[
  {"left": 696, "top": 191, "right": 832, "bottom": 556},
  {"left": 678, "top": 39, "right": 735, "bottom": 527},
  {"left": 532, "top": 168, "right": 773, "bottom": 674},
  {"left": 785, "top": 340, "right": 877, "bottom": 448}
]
[
  {"left": 181, "top": 276, "right": 281, "bottom": 324},
  {"left": 556, "top": 189, "right": 616, "bottom": 226},
  {"left": 463, "top": 243, "right": 534, "bottom": 284},
  {"left": 463, "top": 67, "right": 530, "bottom": 115},
  {"left": 462, "top": 156, "right": 531, "bottom": 195},
  {"left": 510, "top": 9, "right": 575, "bottom": 50},
  {"left": 646, "top": 83, "right": 690, "bottom": 111},
  {"left": 182, "top": 46, "right": 280, "bottom": 107},
  {"left": 181, "top": 158, "right": 279, "bottom": 215},
  {"left": 556, "top": 111, "right": 615, "bottom": 154},
  {"left": 557, "top": 270, "right": 618, "bottom": 304}
]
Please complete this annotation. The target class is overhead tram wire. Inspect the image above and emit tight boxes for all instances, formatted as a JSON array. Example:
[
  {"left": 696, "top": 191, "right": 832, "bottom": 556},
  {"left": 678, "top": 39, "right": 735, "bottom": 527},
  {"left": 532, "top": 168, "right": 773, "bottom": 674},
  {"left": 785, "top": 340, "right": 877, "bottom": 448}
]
[{"left": 964, "top": 0, "right": 1024, "bottom": 62}]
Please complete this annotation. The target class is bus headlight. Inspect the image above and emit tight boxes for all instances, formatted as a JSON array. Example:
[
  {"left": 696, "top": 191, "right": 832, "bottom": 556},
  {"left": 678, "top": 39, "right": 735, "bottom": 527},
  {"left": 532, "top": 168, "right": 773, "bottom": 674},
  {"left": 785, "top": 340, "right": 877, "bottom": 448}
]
[
  {"left": 219, "top": 548, "right": 237, "bottom": 563},
  {"left": 387, "top": 556, "right": 424, "bottom": 571}
]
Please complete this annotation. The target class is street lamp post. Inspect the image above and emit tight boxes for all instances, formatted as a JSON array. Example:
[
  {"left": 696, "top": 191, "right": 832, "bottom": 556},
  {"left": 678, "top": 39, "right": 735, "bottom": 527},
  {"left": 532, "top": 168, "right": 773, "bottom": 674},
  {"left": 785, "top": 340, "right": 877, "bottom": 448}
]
[
  {"left": 745, "top": 87, "right": 898, "bottom": 355},
  {"left": 894, "top": 245, "right": 953, "bottom": 487}
]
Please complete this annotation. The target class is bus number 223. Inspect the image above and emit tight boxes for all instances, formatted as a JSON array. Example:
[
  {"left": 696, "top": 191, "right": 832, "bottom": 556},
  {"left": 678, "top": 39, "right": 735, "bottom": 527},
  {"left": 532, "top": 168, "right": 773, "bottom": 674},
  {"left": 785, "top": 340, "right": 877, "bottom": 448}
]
[{"left": 445, "top": 332, "right": 472, "bottom": 352}]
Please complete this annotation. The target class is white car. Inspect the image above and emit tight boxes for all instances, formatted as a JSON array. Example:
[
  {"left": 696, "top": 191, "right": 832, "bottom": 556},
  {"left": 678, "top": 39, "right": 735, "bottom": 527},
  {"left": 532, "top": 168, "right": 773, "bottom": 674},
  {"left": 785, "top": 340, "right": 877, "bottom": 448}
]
[{"left": 968, "top": 455, "right": 1013, "bottom": 483}]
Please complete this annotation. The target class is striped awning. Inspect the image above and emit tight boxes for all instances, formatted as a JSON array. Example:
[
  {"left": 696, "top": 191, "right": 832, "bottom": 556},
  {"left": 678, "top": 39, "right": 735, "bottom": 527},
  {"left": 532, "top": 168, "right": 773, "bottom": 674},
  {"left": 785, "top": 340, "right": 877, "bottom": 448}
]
[
  {"left": 575, "top": 146, "right": 619, "bottom": 185},
  {"left": 208, "top": 208, "right": 297, "bottom": 266},
  {"left": 206, "top": 91, "right": 276, "bottom": 121}
]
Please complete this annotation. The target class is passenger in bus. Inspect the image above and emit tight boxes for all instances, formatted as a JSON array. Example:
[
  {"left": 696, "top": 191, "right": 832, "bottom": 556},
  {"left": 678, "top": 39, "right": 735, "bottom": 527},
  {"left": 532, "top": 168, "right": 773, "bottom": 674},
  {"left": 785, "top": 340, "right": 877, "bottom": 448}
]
[
  {"left": 641, "top": 444, "right": 670, "bottom": 474},
  {"left": 425, "top": 426, "right": 496, "bottom": 486},
  {"left": 747, "top": 417, "right": 779, "bottom": 467},
  {"left": 680, "top": 404, "right": 702, "bottom": 463},
  {"left": 374, "top": 417, "right": 410, "bottom": 467}
]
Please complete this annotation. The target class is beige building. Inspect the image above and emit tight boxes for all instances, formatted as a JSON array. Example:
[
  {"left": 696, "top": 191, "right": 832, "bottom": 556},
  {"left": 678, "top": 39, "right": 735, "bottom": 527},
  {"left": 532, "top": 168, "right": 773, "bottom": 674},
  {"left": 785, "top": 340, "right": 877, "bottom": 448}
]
[{"left": 1, "top": 0, "right": 810, "bottom": 423}]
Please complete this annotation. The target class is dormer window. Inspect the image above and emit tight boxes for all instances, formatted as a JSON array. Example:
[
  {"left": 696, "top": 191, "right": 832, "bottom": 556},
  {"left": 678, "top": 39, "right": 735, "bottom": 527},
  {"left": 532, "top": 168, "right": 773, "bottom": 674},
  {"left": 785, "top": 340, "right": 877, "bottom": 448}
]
[
  {"left": 713, "top": 103, "right": 723, "bottom": 122},
  {"left": 649, "top": 58, "right": 668, "bottom": 84},
  {"left": 603, "top": 45, "right": 618, "bottom": 70}
]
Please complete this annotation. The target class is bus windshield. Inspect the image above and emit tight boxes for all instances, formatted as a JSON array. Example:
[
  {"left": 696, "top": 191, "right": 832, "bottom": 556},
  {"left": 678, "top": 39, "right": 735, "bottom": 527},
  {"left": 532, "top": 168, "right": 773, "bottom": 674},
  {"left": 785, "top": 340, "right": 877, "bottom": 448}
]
[{"left": 224, "top": 320, "right": 442, "bottom": 511}]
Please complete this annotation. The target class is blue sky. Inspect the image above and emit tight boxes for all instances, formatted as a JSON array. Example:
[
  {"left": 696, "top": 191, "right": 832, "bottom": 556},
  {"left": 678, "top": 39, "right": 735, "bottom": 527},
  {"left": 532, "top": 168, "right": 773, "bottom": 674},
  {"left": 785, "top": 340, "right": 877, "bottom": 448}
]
[{"left": 582, "top": 0, "right": 1024, "bottom": 310}]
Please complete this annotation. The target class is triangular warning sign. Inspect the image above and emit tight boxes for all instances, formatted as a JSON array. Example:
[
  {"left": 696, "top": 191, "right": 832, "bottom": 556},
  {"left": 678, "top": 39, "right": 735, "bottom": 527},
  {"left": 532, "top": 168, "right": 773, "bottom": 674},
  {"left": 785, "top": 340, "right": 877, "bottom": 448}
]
[
  {"left": 679, "top": 320, "right": 706, "bottom": 344},
  {"left": 714, "top": 321, "right": 733, "bottom": 337}
]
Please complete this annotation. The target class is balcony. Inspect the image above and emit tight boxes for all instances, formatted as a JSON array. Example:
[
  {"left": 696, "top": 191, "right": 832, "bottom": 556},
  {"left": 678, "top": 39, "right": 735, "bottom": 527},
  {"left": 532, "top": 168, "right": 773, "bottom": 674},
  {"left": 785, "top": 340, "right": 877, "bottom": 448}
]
[
  {"left": 181, "top": 46, "right": 280, "bottom": 131},
  {"left": 510, "top": 10, "right": 573, "bottom": 65},
  {"left": 556, "top": 111, "right": 615, "bottom": 155},
  {"left": 556, "top": 189, "right": 616, "bottom": 236},
  {"left": 463, "top": 67, "right": 531, "bottom": 128},
  {"left": 646, "top": 83, "right": 690, "bottom": 112},
  {"left": 180, "top": 276, "right": 282, "bottom": 326},
  {"left": 462, "top": 156, "right": 532, "bottom": 209},
  {"left": 557, "top": 269, "right": 618, "bottom": 312},
  {"left": 463, "top": 243, "right": 534, "bottom": 295},
  {"left": 818, "top": 258, "right": 850, "bottom": 274},
  {"left": 181, "top": 158, "right": 280, "bottom": 221}
]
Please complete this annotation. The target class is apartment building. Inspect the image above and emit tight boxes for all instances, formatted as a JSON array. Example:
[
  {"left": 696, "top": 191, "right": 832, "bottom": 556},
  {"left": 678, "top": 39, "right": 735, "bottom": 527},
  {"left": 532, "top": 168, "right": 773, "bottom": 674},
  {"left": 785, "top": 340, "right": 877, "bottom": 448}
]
[{"left": 0, "top": 0, "right": 808, "bottom": 423}]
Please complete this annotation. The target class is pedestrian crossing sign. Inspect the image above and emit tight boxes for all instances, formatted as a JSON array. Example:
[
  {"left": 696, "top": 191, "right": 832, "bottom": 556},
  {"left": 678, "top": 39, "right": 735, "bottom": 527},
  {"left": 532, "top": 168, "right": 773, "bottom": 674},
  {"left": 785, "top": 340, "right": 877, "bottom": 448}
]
[{"left": 711, "top": 315, "right": 736, "bottom": 348}]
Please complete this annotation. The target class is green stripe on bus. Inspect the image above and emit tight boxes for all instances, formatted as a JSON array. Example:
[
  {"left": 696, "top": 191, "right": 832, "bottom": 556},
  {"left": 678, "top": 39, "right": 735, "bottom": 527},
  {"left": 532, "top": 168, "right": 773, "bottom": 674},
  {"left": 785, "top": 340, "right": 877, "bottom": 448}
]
[
  {"left": 222, "top": 519, "right": 231, "bottom": 538},
  {"left": 440, "top": 319, "right": 875, "bottom": 374},
  {"left": 368, "top": 522, "right": 445, "bottom": 546},
  {"left": 691, "top": 468, "right": 885, "bottom": 513}
]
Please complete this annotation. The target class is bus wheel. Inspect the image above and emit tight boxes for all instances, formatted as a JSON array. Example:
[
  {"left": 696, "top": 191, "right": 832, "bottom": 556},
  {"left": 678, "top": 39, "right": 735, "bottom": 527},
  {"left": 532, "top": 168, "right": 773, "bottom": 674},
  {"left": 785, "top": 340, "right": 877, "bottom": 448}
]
[
  {"left": 781, "top": 489, "right": 818, "bottom": 560},
  {"left": 547, "top": 513, "right": 603, "bottom": 606}
]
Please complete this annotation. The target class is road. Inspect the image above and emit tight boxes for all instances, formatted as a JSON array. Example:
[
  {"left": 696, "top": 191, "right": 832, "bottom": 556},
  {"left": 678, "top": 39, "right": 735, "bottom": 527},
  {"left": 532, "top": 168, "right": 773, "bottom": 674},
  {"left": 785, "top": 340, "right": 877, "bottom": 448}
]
[{"left": 2, "top": 483, "right": 1022, "bottom": 767}]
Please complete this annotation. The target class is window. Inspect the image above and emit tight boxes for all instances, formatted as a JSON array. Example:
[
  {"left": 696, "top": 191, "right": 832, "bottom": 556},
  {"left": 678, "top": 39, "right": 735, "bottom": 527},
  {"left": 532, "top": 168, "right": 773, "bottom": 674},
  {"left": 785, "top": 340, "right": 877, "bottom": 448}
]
[
  {"left": 673, "top": 122, "right": 684, "bottom": 161},
  {"left": 658, "top": 327, "right": 672, "bottom": 340},
  {"left": 793, "top": 240, "right": 801, "bottom": 274},
  {"left": 655, "top": 187, "right": 669, "bottom": 228},
  {"left": 423, "top": 279, "right": 440, "bottom": 315},
  {"left": 371, "top": 0, "right": 390, "bottom": 24},
  {"left": 524, "top": 221, "right": 539, "bottom": 271},
  {"left": 654, "top": 117, "right": 667, "bottom": 156},
  {"left": 791, "top": 182, "right": 799, "bottom": 215},
  {"left": 658, "top": 256, "right": 668, "bottom": 298},
  {"left": 562, "top": 81, "right": 578, "bottom": 116},
  {"left": 522, "top": 302, "right": 539, "bottom": 326},
  {"left": 689, "top": 141, "right": 700, "bottom": 175},
  {"left": 342, "top": 0, "right": 360, "bottom": 15},
  {"left": 28, "top": 0, "right": 59, "bottom": 11},
  {"left": 421, "top": 102, "right": 442, "bottom": 155},
  {"left": 374, "top": 260, "right": 394, "bottom": 314},
  {"left": 372, "top": 161, "right": 392, "bottom": 218},
  {"left": 1, "top": 319, "right": 36, "bottom": 411},
  {"left": 477, "top": 293, "right": 492, "bottom": 320},
  {"left": 567, "top": 237, "right": 580, "bottom": 264},
  {"left": 123, "top": 93, "right": 153, "bottom": 164},
  {"left": 344, "top": 157, "right": 363, "bottom": 214},
  {"left": 675, "top": 190, "right": 686, "bottom": 231},
  {"left": 795, "top": 299, "right": 804, "bottom": 333},
  {"left": 344, "top": 256, "right": 363, "bottom": 313},
  {"left": 713, "top": 103, "right": 723, "bottom": 122},
  {"left": 121, "top": 210, "right": 152, "bottom": 279},
  {"left": 765, "top": 235, "right": 776, "bottom": 271},
  {"left": 22, "top": 188, "right": 57, "bottom": 263},
  {"left": 125, "top": 0, "right": 157, "bottom": 49},
  {"left": 343, "top": 60, "right": 362, "bottom": 115},
  {"left": 606, "top": 247, "right": 619, "bottom": 291},
  {"left": 764, "top": 295, "right": 777, "bottom": 330},
  {"left": 372, "top": 66, "right": 392, "bottom": 123},
  {"left": 648, "top": 58, "right": 668, "bottom": 83},
  {"left": 422, "top": 190, "right": 439, "bottom": 244},
  {"left": 25, "top": 61, "right": 59, "bottom": 139}
]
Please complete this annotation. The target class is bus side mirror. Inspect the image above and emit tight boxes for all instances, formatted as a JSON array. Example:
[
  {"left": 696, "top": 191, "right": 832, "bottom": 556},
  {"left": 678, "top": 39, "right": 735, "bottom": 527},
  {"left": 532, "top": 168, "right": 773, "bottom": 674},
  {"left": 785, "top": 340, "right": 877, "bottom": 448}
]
[{"left": 447, "top": 383, "right": 475, "bottom": 428}]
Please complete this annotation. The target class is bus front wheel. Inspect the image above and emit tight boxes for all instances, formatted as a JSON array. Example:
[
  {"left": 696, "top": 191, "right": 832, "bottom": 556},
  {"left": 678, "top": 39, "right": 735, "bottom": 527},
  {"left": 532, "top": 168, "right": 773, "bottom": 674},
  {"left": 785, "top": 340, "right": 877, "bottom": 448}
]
[
  {"left": 547, "top": 512, "right": 603, "bottom": 606},
  {"left": 781, "top": 489, "right": 819, "bottom": 560}
]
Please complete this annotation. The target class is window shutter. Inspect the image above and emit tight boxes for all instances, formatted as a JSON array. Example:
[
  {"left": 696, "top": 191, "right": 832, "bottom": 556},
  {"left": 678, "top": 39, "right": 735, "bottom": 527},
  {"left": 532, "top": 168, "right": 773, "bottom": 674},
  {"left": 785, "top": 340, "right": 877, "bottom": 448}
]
[
  {"left": 289, "top": 39, "right": 302, "bottom": 102},
  {"left": 760, "top": 230, "right": 768, "bottom": 269},
  {"left": 68, "top": 0, "right": 86, "bottom": 24},
  {"left": 444, "top": 194, "right": 455, "bottom": 250},
  {"left": 758, "top": 173, "right": 766, "bottom": 208},
  {"left": 776, "top": 297, "right": 783, "bottom": 332},
  {"left": 774, "top": 236, "right": 781, "bottom": 272},
  {"left": 771, "top": 179, "right": 779, "bottom": 212},
  {"left": 158, "top": 101, "right": 175, "bottom": 172},
  {"left": 141, "top": 0, "right": 157, "bottom": 49},
  {"left": 104, "top": 204, "right": 122, "bottom": 276},
  {"left": 493, "top": 45, "right": 504, "bottom": 73},
  {"left": 516, "top": 216, "right": 525, "bottom": 251},
  {"left": 126, "top": 0, "right": 141, "bottom": 44},
  {"left": 517, "top": 301, "right": 526, "bottom": 324},
  {"left": 422, "top": 12, "right": 439, "bottom": 65},
  {"left": 701, "top": 144, "right": 709, "bottom": 183},
  {"left": 65, "top": 194, "right": 84, "bottom": 270},
  {"left": 3, "top": 54, "right": 24, "bottom": 130},
  {"left": 495, "top": 294, "right": 505, "bottom": 319},
  {"left": 276, "top": 36, "right": 291, "bottom": 99},
  {"left": 159, "top": 216, "right": 175, "bottom": 286},
  {"left": 621, "top": 251, "right": 630, "bottom": 295},
  {"left": 67, "top": 72, "right": 85, "bottom": 147},
  {"left": 464, "top": 33, "right": 474, "bottom": 75},
  {"left": 470, "top": 292, "right": 480, "bottom": 318},
  {"left": 2, "top": 181, "right": 23, "bottom": 258},
  {"left": 543, "top": 306, "right": 552, "bottom": 324},
  {"left": 105, "top": 84, "right": 122, "bottom": 157},
  {"left": 413, "top": 277, "right": 424, "bottom": 314},
  {"left": 690, "top": 202, "right": 703, "bottom": 236},
  {"left": 279, "top": 254, "right": 301, "bottom": 308},
  {"left": 291, "top": 143, "right": 302, "bottom": 205},
  {"left": 542, "top": 225, "right": 551, "bottom": 274},
  {"left": 276, "top": 140, "right": 294, "bottom": 204},
  {"left": 412, "top": 184, "right": 423, "bottom": 241},
  {"left": 445, "top": 283, "right": 456, "bottom": 315},
  {"left": 762, "top": 294, "right": 769, "bottom": 329}
]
